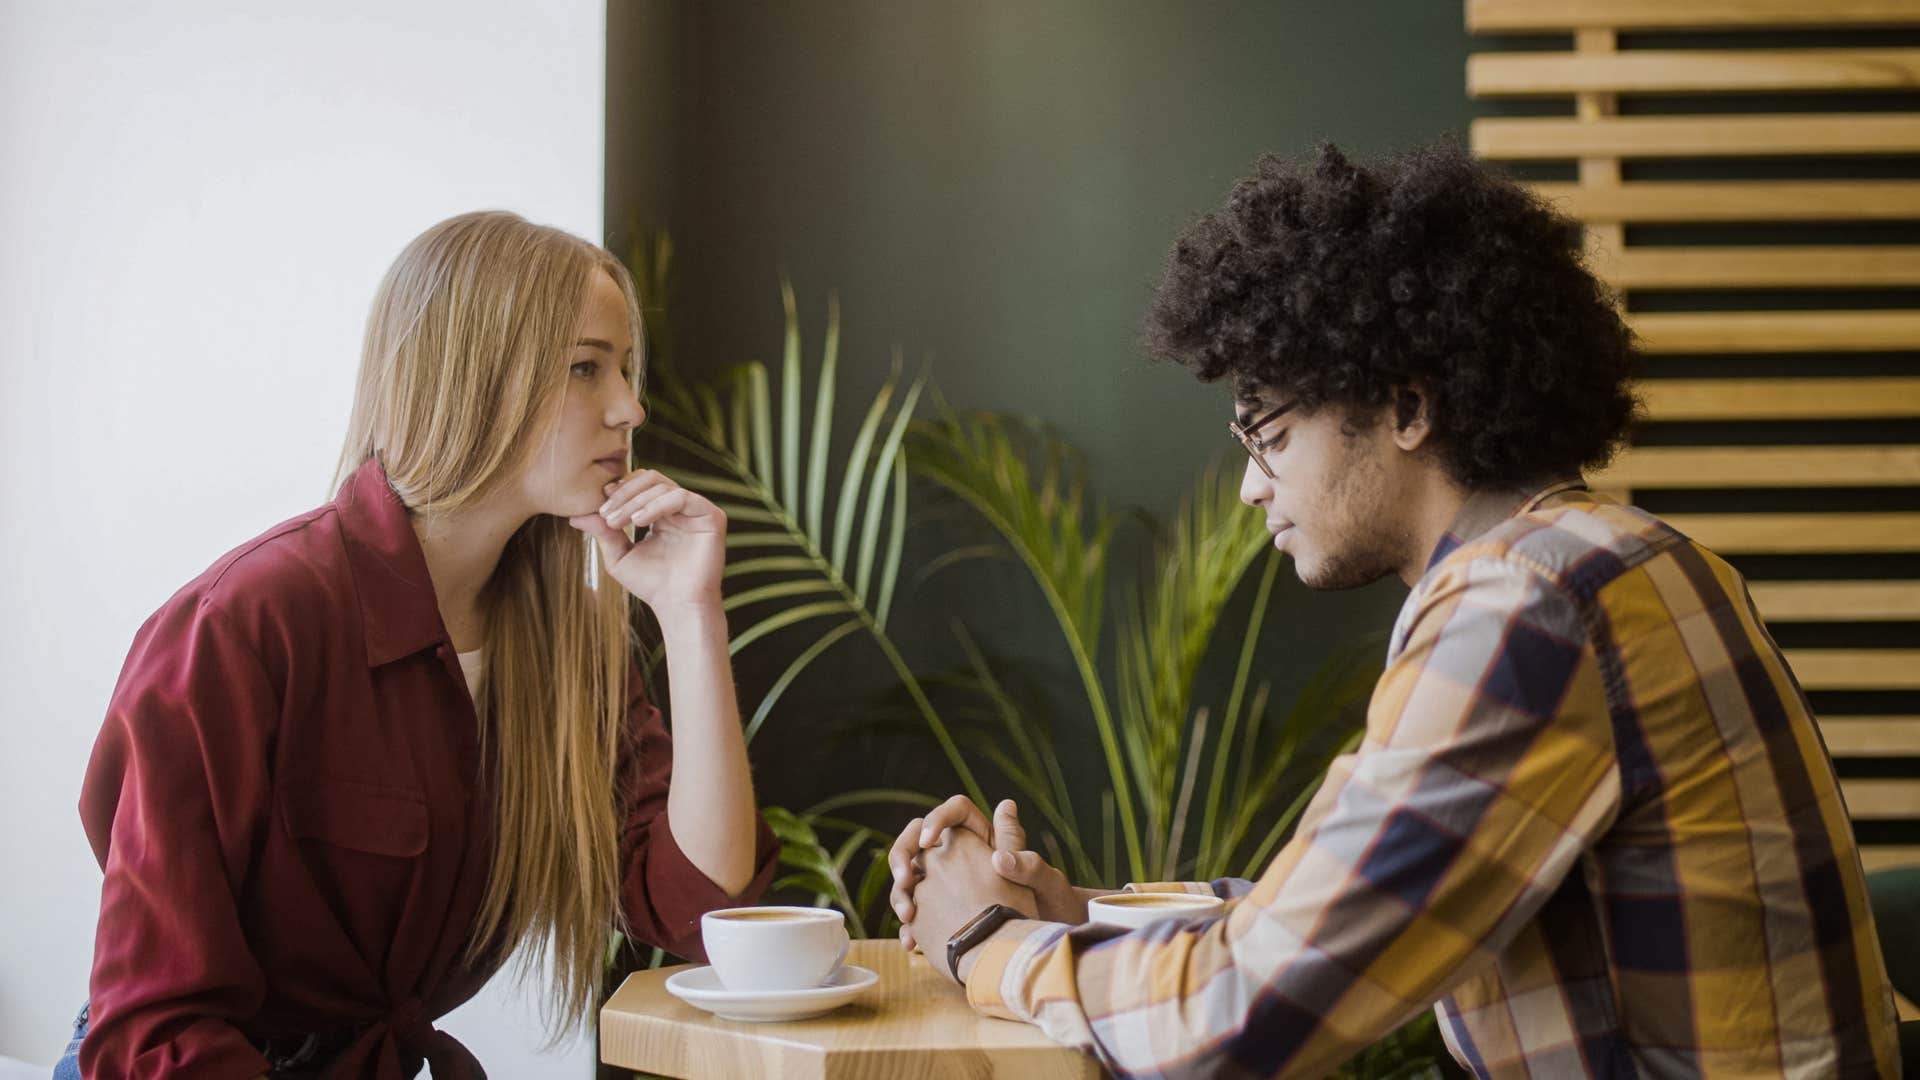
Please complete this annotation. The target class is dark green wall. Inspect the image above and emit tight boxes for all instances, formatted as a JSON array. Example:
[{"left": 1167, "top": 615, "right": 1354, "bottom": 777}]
[{"left": 606, "top": 2, "right": 1477, "bottom": 835}]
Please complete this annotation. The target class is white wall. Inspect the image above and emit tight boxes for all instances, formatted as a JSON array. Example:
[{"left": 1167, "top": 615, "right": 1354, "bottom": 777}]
[{"left": 0, "top": 2, "right": 606, "bottom": 1073}]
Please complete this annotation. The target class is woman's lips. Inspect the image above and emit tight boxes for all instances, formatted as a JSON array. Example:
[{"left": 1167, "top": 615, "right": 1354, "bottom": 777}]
[{"left": 595, "top": 456, "right": 626, "bottom": 476}]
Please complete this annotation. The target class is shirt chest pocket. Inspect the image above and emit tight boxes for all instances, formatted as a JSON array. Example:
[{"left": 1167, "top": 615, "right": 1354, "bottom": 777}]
[{"left": 278, "top": 777, "right": 429, "bottom": 857}]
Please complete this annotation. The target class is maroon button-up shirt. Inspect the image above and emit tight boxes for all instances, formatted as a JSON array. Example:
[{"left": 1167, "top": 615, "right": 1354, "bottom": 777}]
[{"left": 79, "top": 460, "right": 777, "bottom": 1078}]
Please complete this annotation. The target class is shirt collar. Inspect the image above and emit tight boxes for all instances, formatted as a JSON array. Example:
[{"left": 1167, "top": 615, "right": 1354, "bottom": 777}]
[
  {"left": 335, "top": 458, "right": 451, "bottom": 667},
  {"left": 1423, "top": 477, "right": 1590, "bottom": 574}
]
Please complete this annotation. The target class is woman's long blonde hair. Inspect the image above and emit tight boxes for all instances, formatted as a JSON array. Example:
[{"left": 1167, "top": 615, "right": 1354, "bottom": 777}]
[{"left": 335, "top": 210, "right": 643, "bottom": 1036}]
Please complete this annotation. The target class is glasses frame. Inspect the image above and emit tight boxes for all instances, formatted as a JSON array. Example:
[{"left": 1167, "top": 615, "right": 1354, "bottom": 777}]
[{"left": 1228, "top": 401, "right": 1295, "bottom": 479}]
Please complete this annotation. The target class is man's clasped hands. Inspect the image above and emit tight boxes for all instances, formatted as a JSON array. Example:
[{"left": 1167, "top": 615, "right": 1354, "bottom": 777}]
[{"left": 886, "top": 795, "right": 1115, "bottom": 983}]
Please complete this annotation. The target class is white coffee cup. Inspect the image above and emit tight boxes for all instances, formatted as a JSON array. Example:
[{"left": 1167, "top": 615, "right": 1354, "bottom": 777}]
[
  {"left": 700, "top": 906, "right": 850, "bottom": 992},
  {"left": 1087, "top": 892, "right": 1225, "bottom": 930}
]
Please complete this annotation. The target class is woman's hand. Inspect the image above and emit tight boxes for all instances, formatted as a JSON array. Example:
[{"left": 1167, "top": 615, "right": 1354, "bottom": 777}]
[{"left": 569, "top": 469, "right": 726, "bottom": 614}]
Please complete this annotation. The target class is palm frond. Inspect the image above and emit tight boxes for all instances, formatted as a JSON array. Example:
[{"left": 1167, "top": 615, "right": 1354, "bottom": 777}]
[{"left": 639, "top": 287, "right": 985, "bottom": 808}]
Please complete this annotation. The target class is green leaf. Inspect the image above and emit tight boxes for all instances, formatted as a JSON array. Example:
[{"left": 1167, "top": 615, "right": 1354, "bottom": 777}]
[
  {"left": 658, "top": 467, "right": 760, "bottom": 500},
  {"left": 855, "top": 370, "right": 925, "bottom": 601},
  {"left": 724, "top": 556, "right": 818, "bottom": 577},
  {"left": 749, "top": 361, "right": 774, "bottom": 507},
  {"left": 780, "top": 281, "right": 802, "bottom": 517},
  {"left": 722, "top": 579, "right": 840, "bottom": 613},
  {"left": 805, "top": 295, "right": 840, "bottom": 541},
  {"left": 874, "top": 451, "right": 909, "bottom": 632},
  {"left": 728, "top": 600, "right": 853, "bottom": 656},
  {"left": 746, "top": 619, "right": 863, "bottom": 744},
  {"left": 803, "top": 788, "right": 941, "bottom": 817},
  {"left": 831, "top": 374, "right": 897, "bottom": 570}
]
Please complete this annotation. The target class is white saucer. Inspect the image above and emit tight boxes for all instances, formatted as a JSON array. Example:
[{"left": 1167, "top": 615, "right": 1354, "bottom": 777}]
[{"left": 663, "top": 964, "right": 878, "bottom": 1023}]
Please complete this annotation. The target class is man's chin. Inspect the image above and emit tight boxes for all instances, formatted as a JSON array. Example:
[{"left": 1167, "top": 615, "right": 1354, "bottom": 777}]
[{"left": 1293, "top": 551, "right": 1391, "bottom": 592}]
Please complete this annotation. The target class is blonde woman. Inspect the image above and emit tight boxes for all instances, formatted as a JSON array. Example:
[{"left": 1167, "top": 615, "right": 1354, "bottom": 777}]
[{"left": 59, "top": 211, "right": 774, "bottom": 1079}]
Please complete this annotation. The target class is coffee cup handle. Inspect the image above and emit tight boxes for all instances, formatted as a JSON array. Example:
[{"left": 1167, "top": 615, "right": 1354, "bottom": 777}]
[{"left": 828, "top": 925, "right": 849, "bottom": 977}]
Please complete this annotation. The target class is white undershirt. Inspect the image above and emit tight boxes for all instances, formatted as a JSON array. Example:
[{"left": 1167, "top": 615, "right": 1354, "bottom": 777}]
[{"left": 456, "top": 648, "right": 484, "bottom": 699}]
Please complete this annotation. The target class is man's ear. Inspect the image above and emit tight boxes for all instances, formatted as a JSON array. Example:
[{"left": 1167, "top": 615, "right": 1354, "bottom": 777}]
[{"left": 1389, "top": 385, "right": 1435, "bottom": 452}]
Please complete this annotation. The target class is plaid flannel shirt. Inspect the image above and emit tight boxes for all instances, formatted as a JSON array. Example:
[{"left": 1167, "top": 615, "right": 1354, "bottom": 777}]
[{"left": 962, "top": 481, "right": 1900, "bottom": 1078}]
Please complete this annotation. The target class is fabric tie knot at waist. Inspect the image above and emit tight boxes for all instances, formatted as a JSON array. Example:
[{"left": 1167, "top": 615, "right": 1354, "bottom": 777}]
[{"left": 388, "top": 997, "right": 485, "bottom": 1079}]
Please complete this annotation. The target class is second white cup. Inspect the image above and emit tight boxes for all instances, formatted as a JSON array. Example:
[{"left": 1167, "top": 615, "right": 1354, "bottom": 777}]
[{"left": 1087, "top": 892, "right": 1224, "bottom": 930}]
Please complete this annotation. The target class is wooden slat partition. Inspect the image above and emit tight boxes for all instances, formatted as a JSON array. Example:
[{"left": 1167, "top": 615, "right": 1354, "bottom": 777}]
[
  {"left": 1750, "top": 582, "right": 1920, "bottom": 621},
  {"left": 1475, "top": 115, "right": 1920, "bottom": 159},
  {"left": 1632, "top": 311, "right": 1920, "bottom": 353},
  {"left": 1468, "top": 0, "right": 1920, "bottom": 32},
  {"left": 1601, "top": 446, "right": 1920, "bottom": 487},
  {"left": 1662, "top": 512, "right": 1920, "bottom": 553},
  {"left": 1863, "top": 845, "right": 1920, "bottom": 872},
  {"left": 1470, "top": 1, "right": 1920, "bottom": 869},
  {"left": 1841, "top": 779, "right": 1920, "bottom": 817},
  {"left": 1471, "top": 49, "right": 1920, "bottom": 96},
  {"left": 1638, "top": 377, "right": 1920, "bottom": 421},
  {"left": 1593, "top": 246, "right": 1920, "bottom": 288},
  {"left": 1533, "top": 180, "right": 1920, "bottom": 223},
  {"left": 1822, "top": 717, "right": 1920, "bottom": 755},
  {"left": 1786, "top": 650, "right": 1920, "bottom": 690}
]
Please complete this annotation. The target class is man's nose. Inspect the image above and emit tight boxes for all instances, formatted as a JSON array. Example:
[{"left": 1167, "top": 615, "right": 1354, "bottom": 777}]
[{"left": 1239, "top": 457, "right": 1269, "bottom": 508}]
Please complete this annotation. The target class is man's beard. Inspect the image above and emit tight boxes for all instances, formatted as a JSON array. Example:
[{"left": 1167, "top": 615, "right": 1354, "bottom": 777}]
[
  {"left": 1295, "top": 535, "right": 1401, "bottom": 591},
  {"left": 1291, "top": 441, "right": 1406, "bottom": 591}
]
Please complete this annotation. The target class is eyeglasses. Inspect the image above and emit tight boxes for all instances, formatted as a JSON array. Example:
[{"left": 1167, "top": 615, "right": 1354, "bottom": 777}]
[{"left": 1228, "top": 401, "right": 1294, "bottom": 479}]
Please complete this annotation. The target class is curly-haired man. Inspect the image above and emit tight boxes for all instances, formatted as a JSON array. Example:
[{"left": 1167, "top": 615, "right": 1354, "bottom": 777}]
[{"left": 891, "top": 140, "right": 1901, "bottom": 1078}]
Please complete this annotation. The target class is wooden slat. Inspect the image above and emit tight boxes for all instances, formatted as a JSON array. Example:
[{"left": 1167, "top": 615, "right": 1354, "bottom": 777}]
[
  {"left": 1840, "top": 778, "right": 1920, "bottom": 817},
  {"left": 1667, "top": 512, "right": 1920, "bottom": 552},
  {"left": 1861, "top": 845, "right": 1920, "bottom": 872},
  {"left": 1785, "top": 649, "right": 1920, "bottom": 689},
  {"left": 1638, "top": 377, "right": 1920, "bottom": 421},
  {"left": 1821, "top": 716, "right": 1920, "bottom": 756},
  {"left": 1474, "top": 114, "right": 1920, "bottom": 159},
  {"left": 1592, "top": 245, "right": 1920, "bottom": 288},
  {"left": 1751, "top": 582, "right": 1920, "bottom": 621},
  {"left": 1472, "top": 49, "right": 1920, "bottom": 97},
  {"left": 1469, "top": 0, "right": 1920, "bottom": 31},
  {"left": 1600, "top": 446, "right": 1920, "bottom": 488},
  {"left": 1530, "top": 180, "right": 1920, "bottom": 223},
  {"left": 1631, "top": 311, "right": 1920, "bottom": 353}
]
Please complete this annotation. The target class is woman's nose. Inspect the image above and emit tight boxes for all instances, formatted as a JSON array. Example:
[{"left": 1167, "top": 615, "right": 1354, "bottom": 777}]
[{"left": 609, "top": 392, "right": 646, "bottom": 431}]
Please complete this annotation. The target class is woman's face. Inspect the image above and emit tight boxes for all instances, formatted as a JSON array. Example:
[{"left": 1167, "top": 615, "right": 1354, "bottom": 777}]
[{"left": 518, "top": 269, "right": 645, "bottom": 518}]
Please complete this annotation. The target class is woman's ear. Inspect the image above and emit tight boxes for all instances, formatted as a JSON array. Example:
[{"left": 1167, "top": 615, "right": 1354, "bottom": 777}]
[{"left": 1390, "top": 385, "right": 1434, "bottom": 452}]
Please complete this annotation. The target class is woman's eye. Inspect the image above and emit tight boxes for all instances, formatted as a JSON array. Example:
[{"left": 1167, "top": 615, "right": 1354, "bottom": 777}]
[{"left": 571, "top": 359, "right": 598, "bottom": 378}]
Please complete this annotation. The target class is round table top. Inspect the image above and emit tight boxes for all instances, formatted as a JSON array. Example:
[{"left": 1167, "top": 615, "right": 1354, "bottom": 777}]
[{"left": 599, "top": 937, "right": 1104, "bottom": 1079}]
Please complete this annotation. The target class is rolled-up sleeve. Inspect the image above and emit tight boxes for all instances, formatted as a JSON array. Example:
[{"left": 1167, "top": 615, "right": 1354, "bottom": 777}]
[
  {"left": 79, "top": 598, "right": 277, "bottom": 1079},
  {"left": 615, "top": 673, "right": 777, "bottom": 960}
]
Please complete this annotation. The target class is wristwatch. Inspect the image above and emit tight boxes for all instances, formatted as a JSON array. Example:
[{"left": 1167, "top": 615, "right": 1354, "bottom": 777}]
[{"left": 945, "top": 903, "right": 1025, "bottom": 983}]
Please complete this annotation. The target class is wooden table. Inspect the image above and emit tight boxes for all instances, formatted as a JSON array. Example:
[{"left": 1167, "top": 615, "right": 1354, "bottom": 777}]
[{"left": 599, "top": 938, "right": 1104, "bottom": 1079}]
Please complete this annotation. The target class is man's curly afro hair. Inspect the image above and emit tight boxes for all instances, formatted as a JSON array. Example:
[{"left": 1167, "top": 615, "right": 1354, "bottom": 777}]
[{"left": 1145, "top": 138, "right": 1639, "bottom": 491}]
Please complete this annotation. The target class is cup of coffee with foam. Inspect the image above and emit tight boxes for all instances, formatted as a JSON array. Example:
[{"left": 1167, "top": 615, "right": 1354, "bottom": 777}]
[
  {"left": 701, "top": 906, "right": 850, "bottom": 992},
  {"left": 1086, "top": 891, "right": 1225, "bottom": 930}
]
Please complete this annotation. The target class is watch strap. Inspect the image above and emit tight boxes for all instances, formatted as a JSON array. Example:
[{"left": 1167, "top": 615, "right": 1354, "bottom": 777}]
[{"left": 945, "top": 903, "right": 1023, "bottom": 982}]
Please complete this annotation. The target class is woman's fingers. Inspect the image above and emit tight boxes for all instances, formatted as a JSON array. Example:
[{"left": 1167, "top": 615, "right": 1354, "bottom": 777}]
[
  {"left": 599, "top": 468, "right": 668, "bottom": 512},
  {"left": 627, "top": 490, "right": 690, "bottom": 531},
  {"left": 566, "top": 511, "right": 633, "bottom": 559},
  {"left": 603, "top": 481, "right": 675, "bottom": 528}
]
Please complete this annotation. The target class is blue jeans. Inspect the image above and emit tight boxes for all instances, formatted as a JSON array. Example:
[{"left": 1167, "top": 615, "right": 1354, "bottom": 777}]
[{"left": 50, "top": 1002, "right": 85, "bottom": 1080}]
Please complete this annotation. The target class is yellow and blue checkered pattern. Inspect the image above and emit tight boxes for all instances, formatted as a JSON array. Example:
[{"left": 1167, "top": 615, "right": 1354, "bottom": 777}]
[{"left": 963, "top": 482, "right": 1900, "bottom": 1078}]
